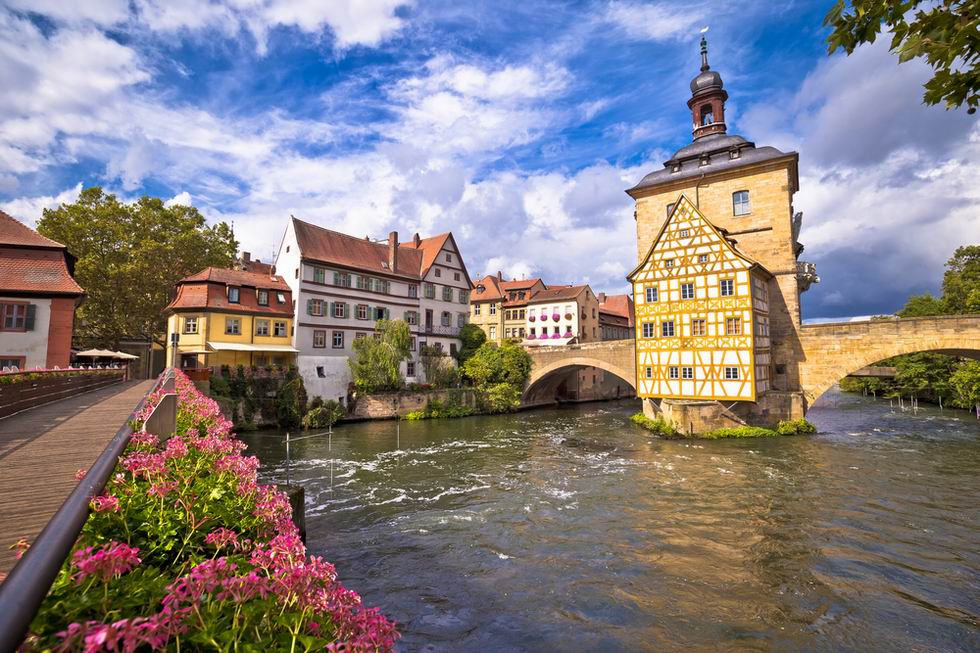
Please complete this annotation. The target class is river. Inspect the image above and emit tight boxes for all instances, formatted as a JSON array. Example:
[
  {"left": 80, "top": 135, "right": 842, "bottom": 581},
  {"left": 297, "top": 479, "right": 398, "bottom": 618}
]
[{"left": 239, "top": 388, "right": 980, "bottom": 652}]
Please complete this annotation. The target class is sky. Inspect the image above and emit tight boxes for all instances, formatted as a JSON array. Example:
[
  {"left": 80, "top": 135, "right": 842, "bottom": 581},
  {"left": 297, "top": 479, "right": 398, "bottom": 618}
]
[{"left": 0, "top": 0, "right": 976, "bottom": 319}]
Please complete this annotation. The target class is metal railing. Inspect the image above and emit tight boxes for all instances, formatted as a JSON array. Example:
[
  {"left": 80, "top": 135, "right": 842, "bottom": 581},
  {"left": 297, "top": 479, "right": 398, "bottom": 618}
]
[{"left": 0, "top": 368, "right": 176, "bottom": 649}]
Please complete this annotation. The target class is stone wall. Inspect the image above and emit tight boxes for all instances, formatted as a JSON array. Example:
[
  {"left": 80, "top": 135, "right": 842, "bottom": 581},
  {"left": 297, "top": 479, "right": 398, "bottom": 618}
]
[{"left": 349, "top": 388, "right": 478, "bottom": 420}]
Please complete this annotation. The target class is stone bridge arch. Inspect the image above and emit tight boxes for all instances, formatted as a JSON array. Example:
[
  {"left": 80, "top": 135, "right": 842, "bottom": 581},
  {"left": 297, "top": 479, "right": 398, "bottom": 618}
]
[
  {"left": 524, "top": 341, "right": 636, "bottom": 404},
  {"left": 797, "top": 315, "right": 980, "bottom": 406}
]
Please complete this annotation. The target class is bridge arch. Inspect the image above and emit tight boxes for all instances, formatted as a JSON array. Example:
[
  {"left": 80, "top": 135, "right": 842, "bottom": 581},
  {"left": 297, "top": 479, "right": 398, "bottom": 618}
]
[
  {"left": 797, "top": 315, "right": 980, "bottom": 406},
  {"left": 524, "top": 341, "right": 636, "bottom": 404}
]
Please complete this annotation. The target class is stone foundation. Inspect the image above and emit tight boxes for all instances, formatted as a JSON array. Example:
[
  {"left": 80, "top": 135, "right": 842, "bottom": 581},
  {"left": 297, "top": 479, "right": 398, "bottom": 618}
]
[
  {"left": 349, "top": 389, "right": 477, "bottom": 420},
  {"left": 642, "top": 390, "right": 805, "bottom": 434}
]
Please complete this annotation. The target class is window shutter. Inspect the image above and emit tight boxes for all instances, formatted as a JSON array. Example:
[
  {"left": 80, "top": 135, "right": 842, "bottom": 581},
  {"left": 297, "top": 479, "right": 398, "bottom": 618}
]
[
  {"left": 385, "top": 308, "right": 390, "bottom": 320},
  {"left": 329, "top": 301, "right": 336, "bottom": 317},
  {"left": 306, "top": 299, "right": 313, "bottom": 315},
  {"left": 24, "top": 304, "right": 36, "bottom": 331}
]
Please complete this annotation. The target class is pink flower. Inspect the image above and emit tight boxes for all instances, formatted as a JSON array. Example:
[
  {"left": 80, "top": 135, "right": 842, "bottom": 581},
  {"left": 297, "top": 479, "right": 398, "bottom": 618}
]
[
  {"left": 90, "top": 495, "right": 120, "bottom": 513},
  {"left": 72, "top": 542, "right": 141, "bottom": 583},
  {"left": 148, "top": 481, "right": 178, "bottom": 498},
  {"left": 204, "top": 528, "right": 241, "bottom": 551},
  {"left": 120, "top": 451, "right": 166, "bottom": 479},
  {"left": 163, "top": 437, "right": 188, "bottom": 460},
  {"left": 74, "top": 468, "right": 87, "bottom": 481}
]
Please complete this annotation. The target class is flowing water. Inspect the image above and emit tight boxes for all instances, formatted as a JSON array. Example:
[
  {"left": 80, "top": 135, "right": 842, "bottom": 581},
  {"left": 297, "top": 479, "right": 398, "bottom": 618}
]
[{"left": 240, "top": 388, "right": 980, "bottom": 652}]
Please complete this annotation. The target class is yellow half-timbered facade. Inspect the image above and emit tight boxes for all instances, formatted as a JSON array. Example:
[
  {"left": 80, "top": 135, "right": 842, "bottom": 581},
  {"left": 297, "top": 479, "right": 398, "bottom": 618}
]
[{"left": 629, "top": 194, "right": 771, "bottom": 401}]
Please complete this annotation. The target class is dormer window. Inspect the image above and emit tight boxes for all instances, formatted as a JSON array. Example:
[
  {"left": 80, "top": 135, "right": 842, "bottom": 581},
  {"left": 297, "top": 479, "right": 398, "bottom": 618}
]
[
  {"left": 228, "top": 287, "right": 240, "bottom": 304},
  {"left": 276, "top": 292, "right": 286, "bottom": 304},
  {"left": 699, "top": 154, "right": 710, "bottom": 166},
  {"left": 671, "top": 163, "right": 681, "bottom": 173},
  {"left": 730, "top": 148, "right": 740, "bottom": 160}
]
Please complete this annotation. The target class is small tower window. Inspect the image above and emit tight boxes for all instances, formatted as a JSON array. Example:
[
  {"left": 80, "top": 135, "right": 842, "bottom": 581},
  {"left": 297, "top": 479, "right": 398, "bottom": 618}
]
[
  {"left": 733, "top": 190, "right": 750, "bottom": 216},
  {"left": 700, "top": 104, "right": 714, "bottom": 126},
  {"left": 666, "top": 202, "right": 675, "bottom": 217}
]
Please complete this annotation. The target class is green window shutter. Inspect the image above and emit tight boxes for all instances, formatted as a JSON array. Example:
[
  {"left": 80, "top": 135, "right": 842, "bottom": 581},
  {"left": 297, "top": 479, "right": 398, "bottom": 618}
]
[
  {"left": 24, "top": 304, "right": 36, "bottom": 331},
  {"left": 329, "top": 302, "right": 336, "bottom": 317},
  {"left": 333, "top": 272, "right": 340, "bottom": 285},
  {"left": 306, "top": 299, "right": 313, "bottom": 315},
  {"left": 384, "top": 308, "right": 390, "bottom": 320}
]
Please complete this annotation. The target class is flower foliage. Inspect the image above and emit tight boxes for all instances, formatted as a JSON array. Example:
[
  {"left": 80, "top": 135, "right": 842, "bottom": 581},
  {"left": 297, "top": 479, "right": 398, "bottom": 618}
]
[{"left": 28, "top": 370, "right": 398, "bottom": 651}]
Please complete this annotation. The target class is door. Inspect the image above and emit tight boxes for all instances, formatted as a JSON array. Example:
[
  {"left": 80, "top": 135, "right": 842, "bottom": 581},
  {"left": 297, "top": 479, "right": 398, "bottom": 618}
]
[{"left": 425, "top": 309, "right": 433, "bottom": 332}]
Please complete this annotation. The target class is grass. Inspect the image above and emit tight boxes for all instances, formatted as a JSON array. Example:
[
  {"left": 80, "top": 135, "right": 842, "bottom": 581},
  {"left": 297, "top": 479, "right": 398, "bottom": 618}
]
[{"left": 631, "top": 413, "right": 816, "bottom": 440}]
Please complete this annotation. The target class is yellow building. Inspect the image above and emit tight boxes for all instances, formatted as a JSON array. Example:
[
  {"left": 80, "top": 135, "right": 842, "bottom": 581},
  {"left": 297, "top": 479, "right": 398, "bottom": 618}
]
[
  {"left": 165, "top": 267, "right": 298, "bottom": 369},
  {"left": 629, "top": 195, "right": 771, "bottom": 401}
]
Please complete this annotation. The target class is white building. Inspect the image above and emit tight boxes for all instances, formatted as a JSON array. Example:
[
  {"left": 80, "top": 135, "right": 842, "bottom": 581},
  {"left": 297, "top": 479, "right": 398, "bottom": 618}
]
[
  {"left": 523, "top": 285, "right": 601, "bottom": 347},
  {"left": 275, "top": 217, "right": 472, "bottom": 403}
]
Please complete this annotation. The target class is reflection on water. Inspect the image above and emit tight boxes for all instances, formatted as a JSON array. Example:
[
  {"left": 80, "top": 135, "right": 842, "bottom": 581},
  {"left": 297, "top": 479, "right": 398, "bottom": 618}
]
[{"left": 239, "top": 389, "right": 980, "bottom": 652}]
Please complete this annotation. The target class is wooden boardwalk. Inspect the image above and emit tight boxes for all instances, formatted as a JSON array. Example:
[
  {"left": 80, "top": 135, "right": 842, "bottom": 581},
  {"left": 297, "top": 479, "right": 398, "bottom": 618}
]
[{"left": 0, "top": 380, "right": 153, "bottom": 574}]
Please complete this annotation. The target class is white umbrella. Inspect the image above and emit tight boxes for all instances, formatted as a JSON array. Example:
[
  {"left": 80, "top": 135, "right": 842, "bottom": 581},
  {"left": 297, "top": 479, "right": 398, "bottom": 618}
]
[
  {"left": 111, "top": 351, "right": 139, "bottom": 360},
  {"left": 75, "top": 348, "right": 117, "bottom": 357}
]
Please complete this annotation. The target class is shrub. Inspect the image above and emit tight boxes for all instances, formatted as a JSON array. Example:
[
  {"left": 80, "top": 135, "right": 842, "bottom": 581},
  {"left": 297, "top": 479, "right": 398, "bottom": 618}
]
[
  {"left": 302, "top": 400, "right": 346, "bottom": 429},
  {"left": 630, "top": 413, "right": 679, "bottom": 437},
  {"left": 275, "top": 377, "right": 307, "bottom": 429},
  {"left": 776, "top": 418, "right": 817, "bottom": 435},
  {"left": 27, "top": 370, "right": 397, "bottom": 651},
  {"left": 208, "top": 375, "right": 231, "bottom": 397},
  {"left": 483, "top": 383, "right": 521, "bottom": 413},
  {"left": 702, "top": 426, "right": 779, "bottom": 439},
  {"left": 348, "top": 319, "right": 411, "bottom": 393}
]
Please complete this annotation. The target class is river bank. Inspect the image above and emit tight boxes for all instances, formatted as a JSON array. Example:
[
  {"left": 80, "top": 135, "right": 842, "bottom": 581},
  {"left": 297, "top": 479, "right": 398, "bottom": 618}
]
[{"left": 239, "top": 388, "right": 980, "bottom": 652}]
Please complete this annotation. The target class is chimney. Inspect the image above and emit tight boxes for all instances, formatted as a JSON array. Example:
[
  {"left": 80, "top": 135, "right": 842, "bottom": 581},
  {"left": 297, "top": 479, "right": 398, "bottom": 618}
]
[
  {"left": 242, "top": 251, "right": 251, "bottom": 263},
  {"left": 412, "top": 232, "right": 421, "bottom": 246},
  {"left": 598, "top": 292, "right": 606, "bottom": 304},
  {"left": 496, "top": 270, "right": 503, "bottom": 281},
  {"left": 388, "top": 231, "right": 398, "bottom": 270}
]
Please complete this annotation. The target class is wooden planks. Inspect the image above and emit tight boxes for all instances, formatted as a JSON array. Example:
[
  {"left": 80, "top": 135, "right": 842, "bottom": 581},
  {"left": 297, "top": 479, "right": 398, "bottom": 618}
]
[{"left": 0, "top": 380, "right": 154, "bottom": 575}]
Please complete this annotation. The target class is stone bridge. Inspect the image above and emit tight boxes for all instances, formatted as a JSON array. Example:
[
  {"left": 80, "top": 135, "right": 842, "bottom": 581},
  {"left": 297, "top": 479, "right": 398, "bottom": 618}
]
[{"left": 525, "top": 315, "right": 980, "bottom": 410}]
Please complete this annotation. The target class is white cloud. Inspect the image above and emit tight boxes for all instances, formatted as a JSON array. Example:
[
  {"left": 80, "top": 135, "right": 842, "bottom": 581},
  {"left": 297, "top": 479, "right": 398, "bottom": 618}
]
[
  {"left": 3, "top": 0, "right": 130, "bottom": 26},
  {"left": 165, "top": 191, "right": 193, "bottom": 207},
  {"left": 605, "top": 1, "right": 703, "bottom": 42},
  {"left": 0, "top": 183, "right": 82, "bottom": 225}
]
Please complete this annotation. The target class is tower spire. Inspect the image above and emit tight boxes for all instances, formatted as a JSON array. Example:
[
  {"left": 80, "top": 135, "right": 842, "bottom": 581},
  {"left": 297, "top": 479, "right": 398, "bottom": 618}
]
[
  {"left": 687, "top": 36, "right": 727, "bottom": 140},
  {"left": 700, "top": 35, "right": 709, "bottom": 71}
]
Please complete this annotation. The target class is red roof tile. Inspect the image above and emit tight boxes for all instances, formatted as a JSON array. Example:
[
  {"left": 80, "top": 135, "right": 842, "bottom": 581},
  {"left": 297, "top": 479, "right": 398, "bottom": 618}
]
[
  {"left": 471, "top": 274, "right": 504, "bottom": 301},
  {"left": 400, "top": 233, "right": 450, "bottom": 276},
  {"left": 527, "top": 285, "right": 590, "bottom": 304},
  {"left": 0, "top": 211, "right": 65, "bottom": 248},
  {"left": 500, "top": 278, "right": 543, "bottom": 291},
  {"left": 166, "top": 277, "right": 293, "bottom": 316},
  {"left": 293, "top": 219, "right": 423, "bottom": 279},
  {"left": 599, "top": 294, "right": 635, "bottom": 326},
  {"left": 180, "top": 267, "right": 290, "bottom": 291},
  {"left": 0, "top": 247, "right": 84, "bottom": 295}
]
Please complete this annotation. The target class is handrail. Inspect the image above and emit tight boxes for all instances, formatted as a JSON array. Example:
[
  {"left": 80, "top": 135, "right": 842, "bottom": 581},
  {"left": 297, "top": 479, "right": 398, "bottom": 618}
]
[{"left": 0, "top": 368, "right": 175, "bottom": 649}]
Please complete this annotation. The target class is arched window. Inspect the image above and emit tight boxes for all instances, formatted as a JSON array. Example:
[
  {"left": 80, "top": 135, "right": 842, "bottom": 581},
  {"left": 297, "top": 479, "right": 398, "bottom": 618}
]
[
  {"left": 733, "top": 190, "right": 750, "bottom": 216},
  {"left": 700, "top": 104, "right": 714, "bottom": 126}
]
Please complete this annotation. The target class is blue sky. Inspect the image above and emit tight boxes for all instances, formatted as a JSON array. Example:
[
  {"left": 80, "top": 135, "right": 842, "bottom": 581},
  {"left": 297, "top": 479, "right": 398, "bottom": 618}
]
[{"left": 0, "top": 0, "right": 976, "bottom": 318}]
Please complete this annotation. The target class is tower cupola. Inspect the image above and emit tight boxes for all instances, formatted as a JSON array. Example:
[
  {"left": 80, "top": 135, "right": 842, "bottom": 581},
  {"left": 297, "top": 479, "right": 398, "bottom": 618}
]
[{"left": 687, "top": 36, "right": 728, "bottom": 140}]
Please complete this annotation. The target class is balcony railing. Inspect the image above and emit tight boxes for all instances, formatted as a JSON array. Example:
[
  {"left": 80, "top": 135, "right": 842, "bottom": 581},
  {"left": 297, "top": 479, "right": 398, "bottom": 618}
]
[{"left": 421, "top": 324, "right": 462, "bottom": 337}]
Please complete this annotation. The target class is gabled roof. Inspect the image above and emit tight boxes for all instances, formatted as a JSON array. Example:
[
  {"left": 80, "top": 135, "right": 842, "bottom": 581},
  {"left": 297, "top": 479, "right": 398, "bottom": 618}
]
[
  {"left": 599, "top": 294, "right": 634, "bottom": 326},
  {"left": 527, "top": 284, "right": 590, "bottom": 304},
  {"left": 500, "top": 278, "right": 543, "bottom": 291},
  {"left": 0, "top": 249, "right": 84, "bottom": 295},
  {"left": 627, "top": 193, "right": 771, "bottom": 281},
  {"left": 0, "top": 211, "right": 65, "bottom": 249},
  {"left": 180, "top": 267, "right": 290, "bottom": 291},
  {"left": 400, "top": 232, "right": 450, "bottom": 276},
  {"left": 292, "top": 218, "right": 423, "bottom": 279}
]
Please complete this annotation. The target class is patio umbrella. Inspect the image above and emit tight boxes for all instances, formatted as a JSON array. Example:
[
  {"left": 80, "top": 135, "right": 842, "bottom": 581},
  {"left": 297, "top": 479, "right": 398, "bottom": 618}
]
[
  {"left": 110, "top": 351, "right": 140, "bottom": 360},
  {"left": 75, "top": 348, "right": 118, "bottom": 357}
]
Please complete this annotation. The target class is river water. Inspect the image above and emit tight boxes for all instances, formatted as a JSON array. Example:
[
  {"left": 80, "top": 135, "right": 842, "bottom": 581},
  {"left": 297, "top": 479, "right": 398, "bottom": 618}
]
[{"left": 240, "top": 388, "right": 980, "bottom": 652}]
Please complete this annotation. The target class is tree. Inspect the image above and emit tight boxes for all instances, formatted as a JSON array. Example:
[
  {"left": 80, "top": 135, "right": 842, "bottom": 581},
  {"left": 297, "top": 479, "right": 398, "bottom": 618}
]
[
  {"left": 419, "top": 345, "right": 461, "bottom": 388},
  {"left": 824, "top": 1, "right": 980, "bottom": 113},
  {"left": 941, "top": 245, "right": 980, "bottom": 313},
  {"left": 498, "top": 341, "right": 532, "bottom": 387},
  {"left": 36, "top": 187, "right": 237, "bottom": 347},
  {"left": 950, "top": 360, "right": 980, "bottom": 416},
  {"left": 455, "top": 323, "right": 487, "bottom": 364},
  {"left": 348, "top": 319, "right": 412, "bottom": 393},
  {"left": 462, "top": 342, "right": 504, "bottom": 387},
  {"left": 898, "top": 293, "right": 947, "bottom": 317}
]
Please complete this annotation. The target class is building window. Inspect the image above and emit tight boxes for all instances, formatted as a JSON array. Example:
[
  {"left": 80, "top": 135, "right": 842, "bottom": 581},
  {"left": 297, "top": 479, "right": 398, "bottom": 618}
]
[
  {"left": 257, "top": 290, "right": 268, "bottom": 305},
  {"left": 733, "top": 190, "right": 750, "bottom": 216},
  {"left": 644, "top": 366, "right": 653, "bottom": 379},
  {"left": 668, "top": 366, "right": 679, "bottom": 380},
  {"left": 441, "top": 311, "right": 451, "bottom": 327},
  {"left": 445, "top": 253, "right": 452, "bottom": 262},
  {"left": 679, "top": 229, "right": 690, "bottom": 237},
  {"left": 720, "top": 279, "right": 734, "bottom": 296},
  {"left": 698, "top": 254, "right": 708, "bottom": 263},
  {"left": 661, "top": 321, "right": 675, "bottom": 337},
  {"left": 457, "top": 313, "right": 466, "bottom": 327},
  {"left": 665, "top": 259, "right": 674, "bottom": 268},
  {"left": 724, "top": 366, "right": 740, "bottom": 380},
  {"left": 313, "top": 267, "right": 325, "bottom": 283},
  {"left": 435, "top": 268, "right": 441, "bottom": 278},
  {"left": 726, "top": 317, "right": 741, "bottom": 335},
  {"left": 682, "top": 367, "right": 694, "bottom": 380},
  {"left": 355, "top": 304, "right": 368, "bottom": 320},
  {"left": 405, "top": 310, "right": 418, "bottom": 325},
  {"left": 645, "top": 286, "right": 658, "bottom": 303},
  {"left": 0, "top": 356, "right": 26, "bottom": 368},
  {"left": 225, "top": 318, "right": 241, "bottom": 335},
  {"left": 333, "top": 272, "right": 352, "bottom": 287},
  {"left": 255, "top": 319, "right": 270, "bottom": 336},
  {"left": 356, "top": 332, "right": 368, "bottom": 340},
  {"left": 332, "top": 302, "right": 347, "bottom": 318},
  {"left": 407, "top": 361, "right": 416, "bottom": 376},
  {"left": 691, "top": 319, "right": 706, "bottom": 336},
  {"left": 273, "top": 321, "right": 287, "bottom": 337},
  {"left": 642, "top": 322, "right": 655, "bottom": 338},
  {"left": 332, "top": 331, "right": 344, "bottom": 349},
  {"left": 489, "top": 326, "right": 497, "bottom": 339},
  {"left": 228, "top": 287, "right": 240, "bottom": 303},
  {"left": 424, "top": 283, "right": 435, "bottom": 299},
  {"left": 308, "top": 299, "right": 323, "bottom": 316},
  {"left": 409, "top": 285, "right": 418, "bottom": 298},
  {"left": 666, "top": 203, "right": 675, "bottom": 217},
  {"left": 681, "top": 283, "right": 695, "bottom": 299},
  {"left": 442, "top": 286, "right": 453, "bottom": 301},
  {"left": 459, "top": 290, "right": 469, "bottom": 304},
  {"left": 489, "top": 304, "right": 497, "bottom": 315},
  {"left": 183, "top": 317, "right": 198, "bottom": 334},
  {"left": 313, "top": 330, "right": 326, "bottom": 348},
  {"left": 373, "top": 307, "right": 388, "bottom": 321},
  {"left": 316, "top": 366, "right": 325, "bottom": 378},
  {"left": 473, "top": 304, "right": 481, "bottom": 316},
  {"left": 454, "top": 272, "right": 461, "bottom": 281}
]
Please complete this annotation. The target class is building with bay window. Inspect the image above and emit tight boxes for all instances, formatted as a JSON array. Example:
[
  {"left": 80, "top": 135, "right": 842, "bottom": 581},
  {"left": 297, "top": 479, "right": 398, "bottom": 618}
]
[
  {"left": 0, "top": 211, "right": 84, "bottom": 370},
  {"left": 275, "top": 217, "right": 472, "bottom": 403}
]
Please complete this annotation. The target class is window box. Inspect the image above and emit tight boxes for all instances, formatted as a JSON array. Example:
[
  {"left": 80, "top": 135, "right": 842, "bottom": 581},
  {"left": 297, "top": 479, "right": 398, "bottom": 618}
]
[
  {"left": 564, "top": 313, "right": 572, "bottom": 320},
  {"left": 529, "top": 315, "right": 536, "bottom": 322},
  {"left": 527, "top": 333, "right": 536, "bottom": 340},
  {"left": 551, "top": 313, "right": 560, "bottom": 321}
]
